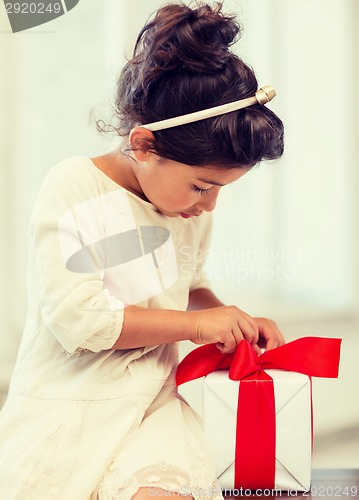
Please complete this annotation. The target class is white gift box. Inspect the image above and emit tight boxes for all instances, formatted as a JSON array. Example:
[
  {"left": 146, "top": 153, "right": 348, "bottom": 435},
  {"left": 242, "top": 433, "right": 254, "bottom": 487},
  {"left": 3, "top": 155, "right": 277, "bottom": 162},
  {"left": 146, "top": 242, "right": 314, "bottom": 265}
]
[{"left": 202, "top": 369, "right": 312, "bottom": 491}]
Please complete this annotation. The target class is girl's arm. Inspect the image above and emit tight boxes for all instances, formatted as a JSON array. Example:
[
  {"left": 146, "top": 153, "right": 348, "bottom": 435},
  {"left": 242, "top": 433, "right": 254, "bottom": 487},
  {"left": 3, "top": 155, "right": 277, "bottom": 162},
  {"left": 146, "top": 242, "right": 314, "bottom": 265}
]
[
  {"left": 111, "top": 306, "right": 194, "bottom": 349},
  {"left": 187, "top": 287, "right": 224, "bottom": 310},
  {"left": 112, "top": 288, "right": 226, "bottom": 350},
  {"left": 111, "top": 288, "right": 285, "bottom": 352},
  {"left": 111, "top": 302, "right": 259, "bottom": 353}
]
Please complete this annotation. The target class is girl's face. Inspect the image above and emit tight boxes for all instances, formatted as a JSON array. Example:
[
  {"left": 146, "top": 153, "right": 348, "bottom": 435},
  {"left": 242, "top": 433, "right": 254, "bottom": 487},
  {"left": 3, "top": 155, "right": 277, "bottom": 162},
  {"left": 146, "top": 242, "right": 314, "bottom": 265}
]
[{"left": 133, "top": 155, "right": 249, "bottom": 218}]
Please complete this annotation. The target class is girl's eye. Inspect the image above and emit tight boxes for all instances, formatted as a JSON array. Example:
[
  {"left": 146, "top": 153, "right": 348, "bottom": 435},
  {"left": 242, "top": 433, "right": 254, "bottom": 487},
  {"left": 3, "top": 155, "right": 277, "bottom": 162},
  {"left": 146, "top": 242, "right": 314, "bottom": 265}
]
[{"left": 193, "top": 185, "right": 210, "bottom": 195}]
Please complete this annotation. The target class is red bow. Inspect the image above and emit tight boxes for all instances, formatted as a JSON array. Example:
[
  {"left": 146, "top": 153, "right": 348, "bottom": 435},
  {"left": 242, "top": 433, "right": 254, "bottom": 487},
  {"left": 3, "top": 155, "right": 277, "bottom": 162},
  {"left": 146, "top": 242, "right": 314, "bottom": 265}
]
[{"left": 176, "top": 337, "right": 342, "bottom": 489}]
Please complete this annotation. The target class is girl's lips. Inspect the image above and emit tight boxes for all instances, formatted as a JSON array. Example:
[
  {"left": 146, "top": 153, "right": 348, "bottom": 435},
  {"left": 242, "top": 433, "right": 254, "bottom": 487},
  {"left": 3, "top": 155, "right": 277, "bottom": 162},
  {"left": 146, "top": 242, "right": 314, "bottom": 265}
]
[{"left": 180, "top": 212, "right": 202, "bottom": 218}]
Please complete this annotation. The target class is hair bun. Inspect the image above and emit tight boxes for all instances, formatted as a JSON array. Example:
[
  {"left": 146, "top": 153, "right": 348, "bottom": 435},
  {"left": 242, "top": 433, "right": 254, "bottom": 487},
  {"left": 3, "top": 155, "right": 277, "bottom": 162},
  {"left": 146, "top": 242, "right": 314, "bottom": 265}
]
[{"left": 134, "top": 2, "right": 240, "bottom": 77}]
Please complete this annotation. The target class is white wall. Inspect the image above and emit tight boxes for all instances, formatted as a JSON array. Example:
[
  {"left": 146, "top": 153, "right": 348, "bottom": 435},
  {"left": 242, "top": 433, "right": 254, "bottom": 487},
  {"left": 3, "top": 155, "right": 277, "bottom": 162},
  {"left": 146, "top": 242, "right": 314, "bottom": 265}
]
[
  {"left": 1, "top": 0, "right": 358, "bottom": 443},
  {"left": 0, "top": 0, "right": 133, "bottom": 378},
  {"left": 208, "top": 0, "right": 358, "bottom": 318}
]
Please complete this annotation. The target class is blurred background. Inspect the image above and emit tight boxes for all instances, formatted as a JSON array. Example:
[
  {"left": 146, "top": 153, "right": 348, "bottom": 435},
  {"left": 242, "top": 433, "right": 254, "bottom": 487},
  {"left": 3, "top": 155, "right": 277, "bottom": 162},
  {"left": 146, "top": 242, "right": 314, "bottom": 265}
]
[{"left": 0, "top": 0, "right": 358, "bottom": 468}]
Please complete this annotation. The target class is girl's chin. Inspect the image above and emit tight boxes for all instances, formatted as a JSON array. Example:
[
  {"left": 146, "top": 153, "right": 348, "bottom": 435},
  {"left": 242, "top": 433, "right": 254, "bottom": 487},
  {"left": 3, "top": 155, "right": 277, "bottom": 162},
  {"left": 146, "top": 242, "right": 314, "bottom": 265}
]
[
  {"left": 154, "top": 207, "right": 200, "bottom": 218},
  {"left": 154, "top": 207, "right": 182, "bottom": 218}
]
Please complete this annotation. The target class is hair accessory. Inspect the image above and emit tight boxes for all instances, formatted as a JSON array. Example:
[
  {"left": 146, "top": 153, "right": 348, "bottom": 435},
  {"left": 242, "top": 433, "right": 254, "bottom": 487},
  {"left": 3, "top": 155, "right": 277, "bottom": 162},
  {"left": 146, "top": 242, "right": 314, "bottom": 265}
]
[{"left": 142, "top": 85, "right": 276, "bottom": 132}]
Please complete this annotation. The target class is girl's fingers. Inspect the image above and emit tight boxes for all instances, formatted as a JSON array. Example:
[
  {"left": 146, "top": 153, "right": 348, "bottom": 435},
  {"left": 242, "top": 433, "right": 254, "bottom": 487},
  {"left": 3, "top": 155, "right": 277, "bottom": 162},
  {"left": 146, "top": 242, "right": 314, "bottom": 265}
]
[
  {"left": 217, "top": 325, "right": 245, "bottom": 354},
  {"left": 265, "top": 337, "right": 282, "bottom": 350},
  {"left": 235, "top": 315, "right": 259, "bottom": 345},
  {"left": 215, "top": 314, "right": 286, "bottom": 355},
  {"left": 252, "top": 343, "right": 262, "bottom": 356},
  {"left": 254, "top": 317, "right": 286, "bottom": 351},
  {"left": 219, "top": 312, "right": 260, "bottom": 353},
  {"left": 216, "top": 341, "right": 233, "bottom": 354},
  {"left": 218, "top": 336, "right": 262, "bottom": 355}
]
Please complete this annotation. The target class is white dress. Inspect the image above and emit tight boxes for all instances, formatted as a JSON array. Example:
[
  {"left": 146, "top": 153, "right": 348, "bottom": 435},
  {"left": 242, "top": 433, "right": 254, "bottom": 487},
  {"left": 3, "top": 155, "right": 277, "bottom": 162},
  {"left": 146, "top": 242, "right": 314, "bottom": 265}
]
[{"left": 0, "top": 156, "right": 224, "bottom": 500}]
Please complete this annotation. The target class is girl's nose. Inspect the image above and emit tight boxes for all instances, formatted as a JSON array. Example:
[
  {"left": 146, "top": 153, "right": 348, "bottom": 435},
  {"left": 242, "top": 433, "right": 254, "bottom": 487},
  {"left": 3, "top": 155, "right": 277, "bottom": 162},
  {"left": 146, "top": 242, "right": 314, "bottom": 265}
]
[{"left": 197, "top": 188, "right": 219, "bottom": 212}]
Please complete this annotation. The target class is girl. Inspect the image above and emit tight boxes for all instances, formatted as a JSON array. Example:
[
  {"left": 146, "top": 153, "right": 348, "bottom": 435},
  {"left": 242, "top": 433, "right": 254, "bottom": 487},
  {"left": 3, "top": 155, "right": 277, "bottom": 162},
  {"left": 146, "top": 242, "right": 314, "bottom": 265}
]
[{"left": 0, "top": 2, "right": 285, "bottom": 499}]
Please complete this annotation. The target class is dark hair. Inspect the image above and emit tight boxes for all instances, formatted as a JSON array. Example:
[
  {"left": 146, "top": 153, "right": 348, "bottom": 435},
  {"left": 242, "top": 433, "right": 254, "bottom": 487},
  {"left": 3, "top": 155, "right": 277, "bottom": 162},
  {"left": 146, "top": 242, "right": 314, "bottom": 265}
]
[{"left": 102, "top": 2, "right": 284, "bottom": 168}]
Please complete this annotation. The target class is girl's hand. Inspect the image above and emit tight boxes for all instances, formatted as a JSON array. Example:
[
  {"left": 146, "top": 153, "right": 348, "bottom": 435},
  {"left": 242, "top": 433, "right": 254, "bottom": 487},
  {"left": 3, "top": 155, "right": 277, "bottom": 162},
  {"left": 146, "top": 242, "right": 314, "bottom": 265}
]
[
  {"left": 190, "top": 305, "right": 260, "bottom": 354},
  {"left": 253, "top": 317, "right": 286, "bottom": 351}
]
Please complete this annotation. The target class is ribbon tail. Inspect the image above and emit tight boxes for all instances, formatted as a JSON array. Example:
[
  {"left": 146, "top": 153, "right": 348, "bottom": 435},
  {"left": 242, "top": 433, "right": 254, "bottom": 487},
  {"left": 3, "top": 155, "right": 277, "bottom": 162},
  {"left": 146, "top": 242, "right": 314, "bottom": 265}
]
[{"left": 234, "top": 372, "right": 276, "bottom": 489}]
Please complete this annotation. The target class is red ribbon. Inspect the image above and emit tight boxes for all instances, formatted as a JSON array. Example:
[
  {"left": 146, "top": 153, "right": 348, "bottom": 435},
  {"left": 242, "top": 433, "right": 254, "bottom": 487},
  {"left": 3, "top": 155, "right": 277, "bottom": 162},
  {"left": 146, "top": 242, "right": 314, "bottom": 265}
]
[{"left": 176, "top": 337, "right": 342, "bottom": 489}]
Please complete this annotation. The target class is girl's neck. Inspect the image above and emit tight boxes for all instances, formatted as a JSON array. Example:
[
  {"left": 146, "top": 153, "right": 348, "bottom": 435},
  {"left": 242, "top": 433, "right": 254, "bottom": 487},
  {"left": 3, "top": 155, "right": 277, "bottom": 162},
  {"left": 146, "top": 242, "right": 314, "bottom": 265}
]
[{"left": 91, "top": 149, "right": 149, "bottom": 202}]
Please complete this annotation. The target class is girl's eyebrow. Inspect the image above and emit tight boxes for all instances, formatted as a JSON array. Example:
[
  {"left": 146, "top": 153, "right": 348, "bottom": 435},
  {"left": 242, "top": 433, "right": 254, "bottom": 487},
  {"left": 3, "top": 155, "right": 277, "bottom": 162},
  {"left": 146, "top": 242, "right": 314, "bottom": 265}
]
[{"left": 196, "top": 178, "right": 225, "bottom": 187}]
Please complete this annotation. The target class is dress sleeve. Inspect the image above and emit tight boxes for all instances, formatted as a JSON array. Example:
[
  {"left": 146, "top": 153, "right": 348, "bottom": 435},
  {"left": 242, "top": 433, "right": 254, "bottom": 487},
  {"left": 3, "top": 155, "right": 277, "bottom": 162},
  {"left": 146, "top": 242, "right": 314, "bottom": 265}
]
[
  {"left": 189, "top": 212, "right": 213, "bottom": 292},
  {"left": 30, "top": 159, "right": 125, "bottom": 355}
]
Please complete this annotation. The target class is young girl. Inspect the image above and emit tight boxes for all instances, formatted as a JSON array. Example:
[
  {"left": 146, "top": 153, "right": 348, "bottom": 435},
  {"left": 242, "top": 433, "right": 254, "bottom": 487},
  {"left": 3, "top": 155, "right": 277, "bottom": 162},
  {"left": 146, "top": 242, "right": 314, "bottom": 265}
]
[{"left": 0, "top": 2, "right": 285, "bottom": 499}]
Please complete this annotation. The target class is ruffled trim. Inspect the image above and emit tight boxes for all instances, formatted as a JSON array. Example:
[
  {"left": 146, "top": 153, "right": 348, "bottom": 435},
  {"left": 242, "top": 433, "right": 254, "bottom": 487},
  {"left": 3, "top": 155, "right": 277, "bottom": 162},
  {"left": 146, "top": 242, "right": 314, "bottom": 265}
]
[
  {"left": 78, "top": 308, "right": 123, "bottom": 352},
  {"left": 96, "top": 465, "right": 223, "bottom": 500},
  {"left": 61, "top": 308, "right": 123, "bottom": 356}
]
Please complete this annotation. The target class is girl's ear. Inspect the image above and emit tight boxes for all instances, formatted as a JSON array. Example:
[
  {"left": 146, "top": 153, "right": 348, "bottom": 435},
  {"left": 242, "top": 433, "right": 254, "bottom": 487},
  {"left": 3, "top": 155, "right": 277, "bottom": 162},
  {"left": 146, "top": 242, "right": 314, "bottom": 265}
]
[{"left": 129, "top": 127, "right": 156, "bottom": 162}]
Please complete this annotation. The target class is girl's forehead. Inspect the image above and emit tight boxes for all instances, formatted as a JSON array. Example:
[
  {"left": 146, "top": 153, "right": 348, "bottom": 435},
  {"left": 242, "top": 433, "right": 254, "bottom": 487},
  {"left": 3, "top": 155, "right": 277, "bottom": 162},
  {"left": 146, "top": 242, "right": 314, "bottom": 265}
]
[
  {"left": 159, "top": 157, "right": 250, "bottom": 185},
  {"left": 191, "top": 165, "right": 250, "bottom": 185}
]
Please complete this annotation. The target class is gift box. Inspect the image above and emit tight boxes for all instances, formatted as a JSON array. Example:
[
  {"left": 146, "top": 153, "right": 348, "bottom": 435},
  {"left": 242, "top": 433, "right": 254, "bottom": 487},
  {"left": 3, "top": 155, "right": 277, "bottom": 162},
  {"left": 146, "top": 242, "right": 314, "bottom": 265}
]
[
  {"left": 203, "top": 369, "right": 311, "bottom": 490},
  {"left": 176, "top": 337, "right": 342, "bottom": 492}
]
